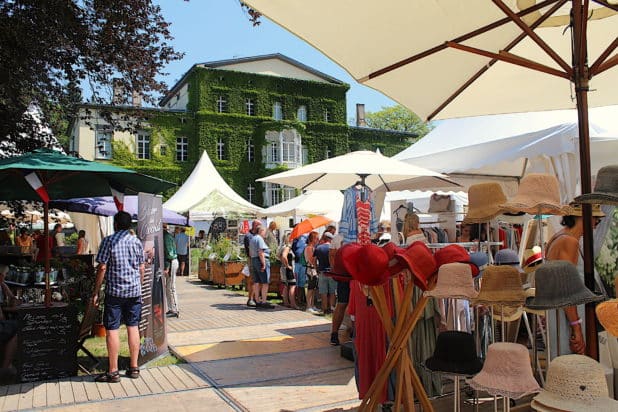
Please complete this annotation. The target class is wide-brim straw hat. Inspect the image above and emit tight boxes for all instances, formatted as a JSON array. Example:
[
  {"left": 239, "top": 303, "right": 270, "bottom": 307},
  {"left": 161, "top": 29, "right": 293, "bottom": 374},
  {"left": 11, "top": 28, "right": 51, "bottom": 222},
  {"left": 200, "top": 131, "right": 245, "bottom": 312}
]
[
  {"left": 425, "top": 331, "right": 483, "bottom": 375},
  {"left": 467, "top": 343, "right": 540, "bottom": 399},
  {"left": 500, "top": 173, "right": 573, "bottom": 216},
  {"left": 471, "top": 265, "right": 526, "bottom": 306},
  {"left": 464, "top": 183, "right": 507, "bottom": 223},
  {"left": 525, "top": 260, "right": 604, "bottom": 310},
  {"left": 532, "top": 354, "right": 618, "bottom": 412},
  {"left": 568, "top": 202, "right": 606, "bottom": 217},
  {"left": 596, "top": 299, "right": 618, "bottom": 337},
  {"left": 573, "top": 165, "right": 618, "bottom": 206},
  {"left": 424, "top": 262, "right": 478, "bottom": 300}
]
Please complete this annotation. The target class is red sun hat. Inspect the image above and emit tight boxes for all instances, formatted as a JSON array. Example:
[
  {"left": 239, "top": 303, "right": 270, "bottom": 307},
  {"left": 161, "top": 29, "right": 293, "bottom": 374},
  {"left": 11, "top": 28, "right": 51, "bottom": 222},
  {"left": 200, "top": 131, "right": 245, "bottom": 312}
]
[
  {"left": 342, "top": 243, "right": 390, "bottom": 286},
  {"left": 435, "top": 244, "right": 479, "bottom": 277},
  {"left": 394, "top": 241, "right": 438, "bottom": 291},
  {"left": 382, "top": 242, "right": 407, "bottom": 276},
  {"left": 325, "top": 244, "right": 354, "bottom": 282}
]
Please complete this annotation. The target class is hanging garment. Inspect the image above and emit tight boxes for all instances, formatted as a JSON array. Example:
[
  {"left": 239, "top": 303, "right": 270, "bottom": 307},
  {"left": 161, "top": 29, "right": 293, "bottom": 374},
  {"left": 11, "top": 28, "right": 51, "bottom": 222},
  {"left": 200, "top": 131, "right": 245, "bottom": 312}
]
[{"left": 339, "top": 186, "right": 378, "bottom": 244}]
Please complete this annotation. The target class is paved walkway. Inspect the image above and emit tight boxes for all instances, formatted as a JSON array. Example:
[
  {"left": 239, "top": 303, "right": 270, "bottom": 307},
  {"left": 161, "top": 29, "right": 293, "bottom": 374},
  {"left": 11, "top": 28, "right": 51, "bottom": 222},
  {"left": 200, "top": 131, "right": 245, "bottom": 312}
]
[{"left": 1, "top": 275, "right": 534, "bottom": 411}]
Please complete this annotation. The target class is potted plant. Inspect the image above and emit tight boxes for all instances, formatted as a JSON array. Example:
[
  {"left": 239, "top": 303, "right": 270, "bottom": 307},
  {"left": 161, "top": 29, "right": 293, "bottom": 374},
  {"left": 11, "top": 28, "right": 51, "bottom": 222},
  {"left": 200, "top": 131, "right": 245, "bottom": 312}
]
[{"left": 208, "top": 237, "right": 244, "bottom": 286}]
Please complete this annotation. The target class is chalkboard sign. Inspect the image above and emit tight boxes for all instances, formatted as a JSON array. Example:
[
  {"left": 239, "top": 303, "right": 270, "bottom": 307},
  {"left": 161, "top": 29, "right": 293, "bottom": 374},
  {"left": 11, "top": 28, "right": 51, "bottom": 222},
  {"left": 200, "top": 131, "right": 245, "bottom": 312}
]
[{"left": 15, "top": 304, "right": 78, "bottom": 382}]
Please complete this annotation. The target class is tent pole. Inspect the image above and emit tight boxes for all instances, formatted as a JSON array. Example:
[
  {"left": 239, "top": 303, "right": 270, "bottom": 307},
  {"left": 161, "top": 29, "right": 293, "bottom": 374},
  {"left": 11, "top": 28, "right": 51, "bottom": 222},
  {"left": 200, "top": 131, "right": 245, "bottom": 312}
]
[
  {"left": 572, "top": 0, "right": 597, "bottom": 360},
  {"left": 44, "top": 201, "right": 52, "bottom": 307}
]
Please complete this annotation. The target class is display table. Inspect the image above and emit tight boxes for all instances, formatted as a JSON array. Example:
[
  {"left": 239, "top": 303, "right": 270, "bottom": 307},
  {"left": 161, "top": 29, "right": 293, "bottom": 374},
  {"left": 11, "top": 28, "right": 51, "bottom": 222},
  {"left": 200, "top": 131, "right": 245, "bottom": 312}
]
[{"left": 6, "top": 303, "right": 78, "bottom": 382}]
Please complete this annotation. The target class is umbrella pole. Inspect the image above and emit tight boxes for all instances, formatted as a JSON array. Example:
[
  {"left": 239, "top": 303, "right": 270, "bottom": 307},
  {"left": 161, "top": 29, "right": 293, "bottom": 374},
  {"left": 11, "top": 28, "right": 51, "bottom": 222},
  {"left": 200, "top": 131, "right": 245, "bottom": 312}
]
[
  {"left": 572, "top": 0, "right": 597, "bottom": 360},
  {"left": 44, "top": 201, "right": 51, "bottom": 307}
]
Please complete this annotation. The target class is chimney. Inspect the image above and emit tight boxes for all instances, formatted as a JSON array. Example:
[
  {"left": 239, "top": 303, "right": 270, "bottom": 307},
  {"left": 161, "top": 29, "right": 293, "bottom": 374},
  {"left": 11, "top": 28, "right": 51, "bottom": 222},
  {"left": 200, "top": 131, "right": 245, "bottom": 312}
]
[
  {"left": 132, "top": 91, "right": 142, "bottom": 107},
  {"left": 356, "top": 103, "right": 367, "bottom": 127},
  {"left": 112, "top": 79, "right": 126, "bottom": 105}
]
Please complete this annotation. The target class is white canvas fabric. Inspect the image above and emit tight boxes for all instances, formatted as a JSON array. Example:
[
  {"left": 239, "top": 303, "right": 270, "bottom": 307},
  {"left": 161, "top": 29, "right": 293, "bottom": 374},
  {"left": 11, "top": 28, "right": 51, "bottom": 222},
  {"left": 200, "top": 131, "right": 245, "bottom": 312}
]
[{"left": 259, "top": 190, "right": 343, "bottom": 221}]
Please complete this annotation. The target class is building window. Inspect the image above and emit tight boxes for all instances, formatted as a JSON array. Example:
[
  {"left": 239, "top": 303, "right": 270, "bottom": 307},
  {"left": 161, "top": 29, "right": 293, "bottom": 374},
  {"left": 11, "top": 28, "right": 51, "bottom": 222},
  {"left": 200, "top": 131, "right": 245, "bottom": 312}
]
[
  {"left": 269, "top": 141, "right": 279, "bottom": 163},
  {"left": 217, "top": 137, "right": 226, "bottom": 160},
  {"left": 273, "top": 102, "right": 283, "bottom": 120},
  {"left": 267, "top": 183, "right": 281, "bottom": 206},
  {"left": 325, "top": 147, "right": 332, "bottom": 159},
  {"left": 247, "top": 138, "right": 255, "bottom": 162},
  {"left": 247, "top": 184, "right": 255, "bottom": 203},
  {"left": 282, "top": 134, "right": 296, "bottom": 163},
  {"left": 282, "top": 186, "right": 295, "bottom": 201},
  {"left": 160, "top": 144, "right": 167, "bottom": 156},
  {"left": 324, "top": 107, "right": 331, "bottom": 122},
  {"left": 176, "top": 137, "right": 188, "bottom": 161},
  {"left": 216, "top": 95, "right": 227, "bottom": 113},
  {"left": 297, "top": 105, "right": 307, "bottom": 122},
  {"left": 136, "top": 131, "right": 150, "bottom": 160},
  {"left": 245, "top": 98, "right": 256, "bottom": 116},
  {"left": 95, "top": 128, "right": 112, "bottom": 160}
]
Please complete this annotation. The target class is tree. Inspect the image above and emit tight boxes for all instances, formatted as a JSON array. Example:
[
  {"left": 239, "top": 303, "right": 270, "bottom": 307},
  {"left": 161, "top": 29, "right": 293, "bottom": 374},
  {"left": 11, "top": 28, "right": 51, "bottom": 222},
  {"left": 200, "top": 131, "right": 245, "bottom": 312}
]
[
  {"left": 0, "top": 0, "right": 184, "bottom": 156},
  {"left": 365, "top": 105, "right": 433, "bottom": 137}
]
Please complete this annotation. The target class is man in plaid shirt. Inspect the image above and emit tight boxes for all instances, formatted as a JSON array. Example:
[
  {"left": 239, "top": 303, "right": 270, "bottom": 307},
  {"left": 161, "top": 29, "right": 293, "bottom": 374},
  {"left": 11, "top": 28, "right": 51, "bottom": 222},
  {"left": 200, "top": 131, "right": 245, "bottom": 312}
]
[{"left": 92, "top": 211, "right": 145, "bottom": 383}]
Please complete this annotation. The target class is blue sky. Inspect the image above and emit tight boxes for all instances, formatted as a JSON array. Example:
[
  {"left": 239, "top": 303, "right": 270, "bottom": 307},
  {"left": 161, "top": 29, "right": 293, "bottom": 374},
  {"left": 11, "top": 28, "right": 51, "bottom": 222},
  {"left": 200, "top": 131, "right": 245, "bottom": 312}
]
[{"left": 156, "top": 0, "right": 396, "bottom": 123}]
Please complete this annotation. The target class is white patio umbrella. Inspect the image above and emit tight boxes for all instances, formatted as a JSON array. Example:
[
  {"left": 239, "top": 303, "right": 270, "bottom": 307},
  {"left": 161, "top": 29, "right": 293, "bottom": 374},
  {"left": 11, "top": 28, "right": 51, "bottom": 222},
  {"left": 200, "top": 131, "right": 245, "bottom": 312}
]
[
  {"left": 257, "top": 150, "right": 458, "bottom": 191},
  {"left": 245, "top": 0, "right": 618, "bottom": 357},
  {"left": 260, "top": 190, "right": 344, "bottom": 221}
]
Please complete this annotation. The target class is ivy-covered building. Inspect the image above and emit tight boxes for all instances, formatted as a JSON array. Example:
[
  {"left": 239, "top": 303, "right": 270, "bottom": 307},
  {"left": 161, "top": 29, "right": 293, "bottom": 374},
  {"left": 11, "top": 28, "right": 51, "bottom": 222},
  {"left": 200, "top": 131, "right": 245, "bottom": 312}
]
[{"left": 69, "top": 54, "right": 416, "bottom": 206}]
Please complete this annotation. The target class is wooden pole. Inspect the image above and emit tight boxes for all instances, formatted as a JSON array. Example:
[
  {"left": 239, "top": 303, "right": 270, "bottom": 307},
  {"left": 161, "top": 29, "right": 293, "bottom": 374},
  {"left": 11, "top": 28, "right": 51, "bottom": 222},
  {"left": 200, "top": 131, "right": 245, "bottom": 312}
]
[{"left": 44, "top": 201, "right": 51, "bottom": 307}]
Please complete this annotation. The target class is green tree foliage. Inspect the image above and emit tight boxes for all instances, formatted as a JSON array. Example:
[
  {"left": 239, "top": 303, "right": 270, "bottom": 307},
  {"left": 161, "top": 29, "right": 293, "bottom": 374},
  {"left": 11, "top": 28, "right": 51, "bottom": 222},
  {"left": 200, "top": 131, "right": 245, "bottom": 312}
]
[
  {"left": 0, "top": 0, "right": 183, "bottom": 154},
  {"left": 365, "top": 105, "right": 433, "bottom": 138}
]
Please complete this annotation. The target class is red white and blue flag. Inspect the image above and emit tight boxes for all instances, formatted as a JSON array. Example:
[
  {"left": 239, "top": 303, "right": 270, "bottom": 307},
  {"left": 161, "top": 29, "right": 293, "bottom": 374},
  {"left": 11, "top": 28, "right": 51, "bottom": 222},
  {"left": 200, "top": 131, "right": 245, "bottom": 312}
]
[
  {"left": 110, "top": 185, "right": 125, "bottom": 211},
  {"left": 24, "top": 171, "right": 50, "bottom": 203}
]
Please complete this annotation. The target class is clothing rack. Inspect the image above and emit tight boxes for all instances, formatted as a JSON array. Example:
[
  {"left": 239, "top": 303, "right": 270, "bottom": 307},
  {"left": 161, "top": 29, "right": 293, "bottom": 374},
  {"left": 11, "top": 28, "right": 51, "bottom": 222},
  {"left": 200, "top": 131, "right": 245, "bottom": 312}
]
[{"left": 426, "top": 241, "right": 504, "bottom": 249}]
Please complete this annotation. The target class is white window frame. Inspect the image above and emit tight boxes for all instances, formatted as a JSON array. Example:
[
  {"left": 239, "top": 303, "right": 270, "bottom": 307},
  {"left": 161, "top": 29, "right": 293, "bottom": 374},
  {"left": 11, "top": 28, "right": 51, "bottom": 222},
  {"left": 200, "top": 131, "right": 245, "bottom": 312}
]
[
  {"left": 325, "top": 147, "right": 332, "bottom": 159},
  {"left": 273, "top": 101, "right": 283, "bottom": 120},
  {"left": 281, "top": 186, "right": 296, "bottom": 202},
  {"left": 281, "top": 134, "right": 295, "bottom": 163},
  {"left": 217, "top": 138, "right": 226, "bottom": 160},
  {"left": 245, "top": 98, "right": 255, "bottom": 116},
  {"left": 247, "top": 138, "right": 255, "bottom": 162},
  {"left": 269, "top": 141, "right": 279, "bottom": 163},
  {"left": 95, "top": 128, "right": 113, "bottom": 160},
  {"left": 266, "top": 183, "right": 281, "bottom": 206},
  {"left": 324, "top": 107, "right": 331, "bottom": 122},
  {"left": 216, "top": 95, "right": 227, "bottom": 113},
  {"left": 297, "top": 105, "right": 307, "bottom": 122},
  {"left": 247, "top": 184, "right": 255, "bottom": 203},
  {"left": 136, "top": 131, "right": 150, "bottom": 160},
  {"left": 176, "top": 137, "right": 188, "bottom": 161}
]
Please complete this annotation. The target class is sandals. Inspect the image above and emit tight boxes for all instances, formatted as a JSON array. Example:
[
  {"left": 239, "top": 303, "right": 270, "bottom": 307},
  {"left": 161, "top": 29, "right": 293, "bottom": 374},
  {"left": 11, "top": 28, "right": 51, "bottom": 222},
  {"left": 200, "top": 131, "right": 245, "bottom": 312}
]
[
  {"left": 95, "top": 370, "right": 120, "bottom": 383},
  {"left": 126, "top": 366, "right": 140, "bottom": 379}
]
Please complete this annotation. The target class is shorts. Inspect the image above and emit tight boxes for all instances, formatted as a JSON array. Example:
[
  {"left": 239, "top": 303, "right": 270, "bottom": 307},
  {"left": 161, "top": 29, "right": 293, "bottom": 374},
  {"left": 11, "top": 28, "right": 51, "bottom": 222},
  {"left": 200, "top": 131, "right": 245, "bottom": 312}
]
[
  {"left": 251, "top": 257, "right": 270, "bottom": 284},
  {"left": 295, "top": 262, "right": 307, "bottom": 288},
  {"left": 104, "top": 295, "right": 142, "bottom": 330},
  {"left": 280, "top": 265, "right": 296, "bottom": 285},
  {"left": 0, "top": 320, "right": 18, "bottom": 344},
  {"left": 307, "top": 275, "right": 319, "bottom": 290},
  {"left": 336, "top": 280, "right": 350, "bottom": 304},
  {"left": 318, "top": 272, "right": 337, "bottom": 295},
  {"left": 177, "top": 254, "right": 188, "bottom": 263}
]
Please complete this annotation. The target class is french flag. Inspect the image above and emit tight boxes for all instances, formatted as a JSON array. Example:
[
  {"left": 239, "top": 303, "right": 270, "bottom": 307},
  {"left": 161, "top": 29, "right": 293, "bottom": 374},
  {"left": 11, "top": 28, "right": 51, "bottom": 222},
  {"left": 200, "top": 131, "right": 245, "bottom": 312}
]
[
  {"left": 24, "top": 172, "right": 50, "bottom": 203},
  {"left": 110, "top": 185, "right": 125, "bottom": 211}
]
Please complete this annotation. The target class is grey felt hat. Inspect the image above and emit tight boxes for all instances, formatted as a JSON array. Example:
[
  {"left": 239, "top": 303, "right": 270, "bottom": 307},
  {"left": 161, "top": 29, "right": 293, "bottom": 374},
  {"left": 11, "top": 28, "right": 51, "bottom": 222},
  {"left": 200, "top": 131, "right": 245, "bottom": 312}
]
[
  {"left": 525, "top": 260, "right": 604, "bottom": 310},
  {"left": 574, "top": 165, "right": 618, "bottom": 206}
]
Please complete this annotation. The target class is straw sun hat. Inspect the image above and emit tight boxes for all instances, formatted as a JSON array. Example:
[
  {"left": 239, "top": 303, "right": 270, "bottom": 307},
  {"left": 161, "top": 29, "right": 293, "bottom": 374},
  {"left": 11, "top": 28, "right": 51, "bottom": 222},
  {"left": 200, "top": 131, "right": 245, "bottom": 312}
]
[
  {"left": 423, "top": 262, "right": 478, "bottom": 300},
  {"left": 500, "top": 173, "right": 573, "bottom": 215},
  {"left": 568, "top": 202, "right": 606, "bottom": 217},
  {"left": 596, "top": 299, "right": 618, "bottom": 337},
  {"left": 463, "top": 182, "right": 507, "bottom": 223},
  {"left": 467, "top": 343, "right": 540, "bottom": 399},
  {"left": 525, "top": 260, "right": 604, "bottom": 310},
  {"left": 532, "top": 354, "right": 618, "bottom": 412},
  {"left": 471, "top": 265, "right": 526, "bottom": 306},
  {"left": 574, "top": 165, "right": 618, "bottom": 206}
]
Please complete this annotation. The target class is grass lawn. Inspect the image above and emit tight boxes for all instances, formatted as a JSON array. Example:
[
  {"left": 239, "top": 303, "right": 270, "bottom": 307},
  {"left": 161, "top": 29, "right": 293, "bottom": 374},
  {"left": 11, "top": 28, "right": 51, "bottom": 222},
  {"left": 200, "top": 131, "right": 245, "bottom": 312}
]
[{"left": 78, "top": 325, "right": 183, "bottom": 375}]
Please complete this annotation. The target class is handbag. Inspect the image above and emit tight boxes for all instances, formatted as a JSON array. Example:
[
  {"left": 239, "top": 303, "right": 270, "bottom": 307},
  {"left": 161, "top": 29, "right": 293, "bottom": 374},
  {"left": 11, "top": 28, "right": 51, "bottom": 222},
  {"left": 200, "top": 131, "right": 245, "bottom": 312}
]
[
  {"left": 428, "top": 194, "right": 452, "bottom": 213},
  {"left": 306, "top": 266, "right": 318, "bottom": 278},
  {"left": 241, "top": 264, "right": 251, "bottom": 277}
]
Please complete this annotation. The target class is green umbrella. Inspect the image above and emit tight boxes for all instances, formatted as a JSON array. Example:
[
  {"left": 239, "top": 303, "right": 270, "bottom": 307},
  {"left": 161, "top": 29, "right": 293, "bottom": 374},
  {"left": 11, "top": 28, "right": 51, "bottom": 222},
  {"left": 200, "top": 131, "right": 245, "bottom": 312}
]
[
  {"left": 0, "top": 148, "right": 175, "bottom": 304},
  {"left": 0, "top": 148, "right": 175, "bottom": 200}
]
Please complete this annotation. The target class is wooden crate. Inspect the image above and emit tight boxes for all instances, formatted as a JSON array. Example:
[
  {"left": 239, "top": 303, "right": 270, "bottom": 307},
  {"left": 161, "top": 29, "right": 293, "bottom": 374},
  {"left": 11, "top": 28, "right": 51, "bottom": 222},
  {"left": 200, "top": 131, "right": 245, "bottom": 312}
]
[
  {"left": 198, "top": 259, "right": 210, "bottom": 282},
  {"left": 223, "top": 262, "right": 245, "bottom": 286},
  {"left": 211, "top": 261, "right": 226, "bottom": 286}
]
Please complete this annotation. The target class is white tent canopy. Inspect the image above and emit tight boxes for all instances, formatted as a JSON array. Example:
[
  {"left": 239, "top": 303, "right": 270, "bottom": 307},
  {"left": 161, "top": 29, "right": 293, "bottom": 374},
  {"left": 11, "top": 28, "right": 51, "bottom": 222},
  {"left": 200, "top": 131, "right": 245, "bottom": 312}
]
[
  {"left": 394, "top": 106, "right": 618, "bottom": 201},
  {"left": 163, "top": 150, "right": 263, "bottom": 220},
  {"left": 259, "top": 190, "right": 344, "bottom": 222}
]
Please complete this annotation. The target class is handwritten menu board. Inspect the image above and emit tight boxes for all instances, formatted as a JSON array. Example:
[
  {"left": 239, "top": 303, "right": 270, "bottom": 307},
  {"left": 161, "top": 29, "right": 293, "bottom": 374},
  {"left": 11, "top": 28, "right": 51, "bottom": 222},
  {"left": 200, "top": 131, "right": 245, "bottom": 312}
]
[{"left": 15, "top": 305, "right": 78, "bottom": 382}]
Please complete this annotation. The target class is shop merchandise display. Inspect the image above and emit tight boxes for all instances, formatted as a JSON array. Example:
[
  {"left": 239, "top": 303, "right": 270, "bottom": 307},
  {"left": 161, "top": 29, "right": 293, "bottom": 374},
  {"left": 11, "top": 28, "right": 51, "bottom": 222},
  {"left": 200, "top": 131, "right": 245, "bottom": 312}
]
[
  {"left": 531, "top": 354, "right": 618, "bottom": 412},
  {"left": 341, "top": 243, "right": 390, "bottom": 286},
  {"left": 525, "top": 260, "right": 604, "bottom": 310},
  {"left": 471, "top": 265, "right": 526, "bottom": 306},
  {"left": 500, "top": 173, "right": 573, "bottom": 216},
  {"left": 595, "top": 299, "right": 618, "bottom": 337},
  {"left": 393, "top": 241, "right": 438, "bottom": 291},
  {"left": 567, "top": 202, "right": 606, "bottom": 217},
  {"left": 522, "top": 246, "right": 544, "bottom": 274},
  {"left": 467, "top": 342, "right": 540, "bottom": 399},
  {"left": 494, "top": 248, "right": 522, "bottom": 268},
  {"left": 423, "top": 262, "right": 478, "bottom": 300},
  {"left": 324, "top": 244, "right": 354, "bottom": 282},
  {"left": 425, "top": 331, "right": 483, "bottom": 375},
  {"left": 434, "top": 244, "right": 479, "bottom": 276},
  {"left": 468, "top": 251, "right": 489, "bottom": 273},
  {"left": 574, "top": 164, "right": 618, "bottom": 206},
  {"left": 463, "top": 182, "right": 507, "bottom": 223}
]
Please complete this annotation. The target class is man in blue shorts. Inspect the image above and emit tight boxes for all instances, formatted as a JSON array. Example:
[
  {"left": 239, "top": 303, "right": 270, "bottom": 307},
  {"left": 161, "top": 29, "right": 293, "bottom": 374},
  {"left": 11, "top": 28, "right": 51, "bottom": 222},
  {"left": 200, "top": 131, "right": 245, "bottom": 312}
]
[{"left": 92, "top": 211, "right": 145, "bottom": 383}]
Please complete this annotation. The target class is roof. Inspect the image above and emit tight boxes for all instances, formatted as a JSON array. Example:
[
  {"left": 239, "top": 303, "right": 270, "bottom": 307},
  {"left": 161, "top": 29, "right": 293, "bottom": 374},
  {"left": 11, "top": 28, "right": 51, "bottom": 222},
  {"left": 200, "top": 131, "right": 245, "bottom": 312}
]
[{"left": 160, "top": 53, "right": 345, "bottom": 107}]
